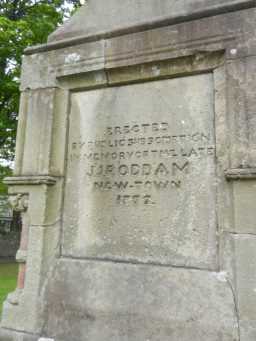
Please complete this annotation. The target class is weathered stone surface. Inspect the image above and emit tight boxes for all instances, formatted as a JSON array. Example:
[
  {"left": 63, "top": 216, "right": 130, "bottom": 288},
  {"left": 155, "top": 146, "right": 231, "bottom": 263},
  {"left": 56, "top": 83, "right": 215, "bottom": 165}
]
[
  {"left": 48, "top": 0, "right": 254, "bottom": 43},
  {"left": 63, "top": 73, "right": 218, "bottom": 269},
  {"left": 233, "top": 181, "right": 256, "bottom": 234},
  {"left": 226, "top": 56, "right": 256, "bottom": 168},
  {"left": 43, "top": 259, "right": 239, "bottom": 341},
  {"left": 21, "top": 40, "right": 105, "bottom": 90},
  {"left": 240, "top": 320, "right": 256, "bottom": 341},
  {"left": 104, "top": 8, "right": 256, "bottom": 69},
  {"left": 20, "top": 89, "right": 56, "bottom": 175},
  {"left": 21, "top": 9, "right": 256, "bottom": 90},
  {"left": 233, "top": 235, "right": 256, "bottom": 340}
]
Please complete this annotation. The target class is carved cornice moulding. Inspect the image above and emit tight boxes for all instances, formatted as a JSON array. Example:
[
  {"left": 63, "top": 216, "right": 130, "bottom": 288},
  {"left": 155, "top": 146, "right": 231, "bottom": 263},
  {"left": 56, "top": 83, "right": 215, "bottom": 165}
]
[
  {"left": 225, "top": 168, "right": 256, "bottom": 180},
  {"left": 4, "top": 175, "right": 59, "bottom": 186},
  {"left": 24, "top": 0, "right": 256, "bottom": 54}
]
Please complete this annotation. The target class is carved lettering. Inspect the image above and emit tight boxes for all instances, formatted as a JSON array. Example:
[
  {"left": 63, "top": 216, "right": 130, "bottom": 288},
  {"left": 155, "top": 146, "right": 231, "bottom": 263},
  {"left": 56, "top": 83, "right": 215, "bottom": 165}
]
[
  {"left": 155, "top": 163, "right": 169, "bottom": 176},
  {"left": 69, "top": 121, "right": 215, "bottom": 205},
  {"left": 172, "top": 161, "right": 189, "bottom": 175},
  {"left": 116, "top": 194, "right": 155, "bottom": 205}
]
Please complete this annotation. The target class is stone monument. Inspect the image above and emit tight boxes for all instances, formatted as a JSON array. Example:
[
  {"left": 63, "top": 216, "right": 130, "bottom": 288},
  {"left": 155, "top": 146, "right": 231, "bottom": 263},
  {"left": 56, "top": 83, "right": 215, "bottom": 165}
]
[{"left": 1, "top": 0, "right": 256, "bottom": 340}]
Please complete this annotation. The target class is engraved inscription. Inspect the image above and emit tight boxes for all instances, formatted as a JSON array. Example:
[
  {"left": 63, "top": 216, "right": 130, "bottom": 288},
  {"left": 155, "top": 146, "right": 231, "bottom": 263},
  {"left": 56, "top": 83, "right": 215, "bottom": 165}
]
[{"left": 69, "top": 123, "right": 214, "bottom": 205}]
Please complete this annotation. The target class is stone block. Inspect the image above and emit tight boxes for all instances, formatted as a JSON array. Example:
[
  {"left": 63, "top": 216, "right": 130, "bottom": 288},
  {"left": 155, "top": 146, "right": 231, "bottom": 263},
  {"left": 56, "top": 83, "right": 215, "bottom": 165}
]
[
  {"left": 21, "top": 89, "right": 56, "bottom": 175},
  {"left": 233, "top": 235, "right": 256, "bottom": 339},
  {"left": 233, "top": 181, "right": 256, "bottom": 234},
  {"left": 43, "top": 259, "right": 239, "bottom": 341}
]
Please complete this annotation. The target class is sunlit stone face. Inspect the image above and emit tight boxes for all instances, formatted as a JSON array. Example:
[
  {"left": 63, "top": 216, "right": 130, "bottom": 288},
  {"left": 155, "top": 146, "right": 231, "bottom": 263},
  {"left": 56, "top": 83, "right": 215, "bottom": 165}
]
[{"left": 62, "top": 73, "right": 217, "bottom": 270}]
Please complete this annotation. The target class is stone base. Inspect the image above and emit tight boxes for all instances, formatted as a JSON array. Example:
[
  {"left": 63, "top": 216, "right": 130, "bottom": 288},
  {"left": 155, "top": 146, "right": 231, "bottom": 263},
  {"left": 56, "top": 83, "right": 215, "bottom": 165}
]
[{"left": 42, "top": 259, "right": 239, "bottom": 341}]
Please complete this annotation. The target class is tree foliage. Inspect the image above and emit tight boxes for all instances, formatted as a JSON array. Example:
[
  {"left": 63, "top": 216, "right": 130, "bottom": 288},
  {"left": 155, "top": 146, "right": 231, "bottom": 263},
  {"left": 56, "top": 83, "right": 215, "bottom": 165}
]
[
  {"left": 0, "top": 165, "right": 11, "bottom": 194},
  {"left": 0, "top": 0, "right": 80, "bottom": 193}
]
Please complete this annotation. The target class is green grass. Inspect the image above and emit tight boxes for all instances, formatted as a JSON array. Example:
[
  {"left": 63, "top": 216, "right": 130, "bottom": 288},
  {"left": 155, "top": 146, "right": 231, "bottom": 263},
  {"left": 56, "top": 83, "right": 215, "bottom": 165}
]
[{"left": 0, "top": 263, "right": 18, "bottom": 316}]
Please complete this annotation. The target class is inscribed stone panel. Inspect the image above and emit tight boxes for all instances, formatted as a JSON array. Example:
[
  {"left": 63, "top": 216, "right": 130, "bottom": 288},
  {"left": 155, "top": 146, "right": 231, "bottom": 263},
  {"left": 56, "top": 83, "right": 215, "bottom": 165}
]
[{"left": 62, "top": 74, "right": 217, "bottom": 269}]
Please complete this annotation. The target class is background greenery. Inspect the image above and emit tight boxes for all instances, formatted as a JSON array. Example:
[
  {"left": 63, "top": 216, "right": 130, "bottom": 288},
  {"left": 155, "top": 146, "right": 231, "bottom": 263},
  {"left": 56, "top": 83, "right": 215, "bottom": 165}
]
[
  {"left": 0, "top": 0, "right": 80, "bottom": 193},
  {"left": 0, "top": 262, "right": 18, "bottom": 315}
]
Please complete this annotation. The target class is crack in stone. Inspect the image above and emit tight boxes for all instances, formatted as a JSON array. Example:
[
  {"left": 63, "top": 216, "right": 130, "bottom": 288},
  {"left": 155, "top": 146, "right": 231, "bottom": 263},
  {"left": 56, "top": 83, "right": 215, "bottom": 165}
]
[{"left": 226, "top": 278, "right": 241, "bottom": 341}]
